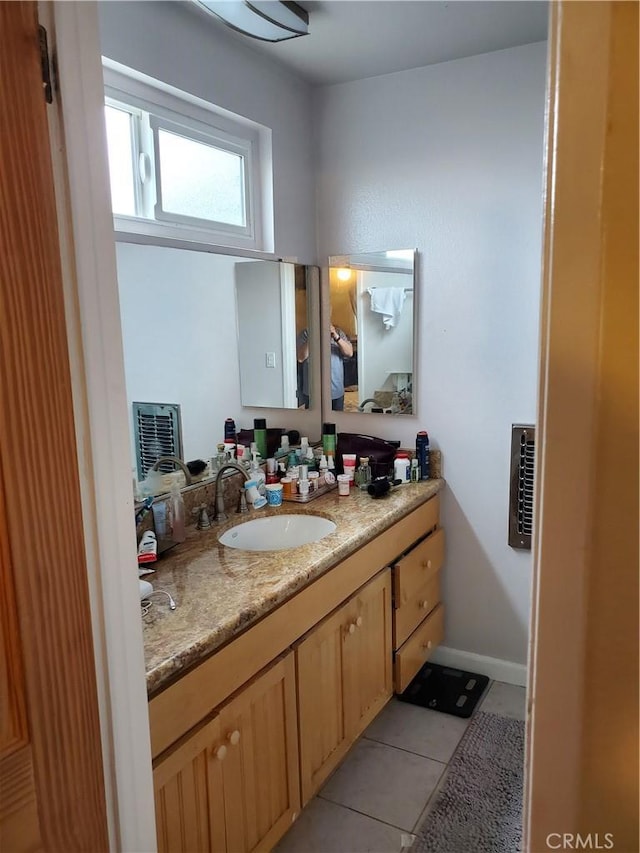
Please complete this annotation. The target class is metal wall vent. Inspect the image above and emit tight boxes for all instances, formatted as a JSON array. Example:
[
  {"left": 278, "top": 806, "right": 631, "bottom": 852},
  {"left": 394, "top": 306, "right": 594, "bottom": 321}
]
[
  {"left": 509, "top": 424, "right": 535, "bottom": 550},
  {"left": 133, "top": 402, "right": 183, "bottom": 480}
]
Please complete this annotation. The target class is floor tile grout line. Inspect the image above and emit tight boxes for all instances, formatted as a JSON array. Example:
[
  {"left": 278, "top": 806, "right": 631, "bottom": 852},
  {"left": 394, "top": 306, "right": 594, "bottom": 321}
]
[
  {"left": 410, "top": 762, "right": 449, "bottom": 834},
  {"left": 316, "top": 793, "right": 419, "bottom": 835},
  {"left": 360, "top": 734, "right": 453, "bottom": 764}
]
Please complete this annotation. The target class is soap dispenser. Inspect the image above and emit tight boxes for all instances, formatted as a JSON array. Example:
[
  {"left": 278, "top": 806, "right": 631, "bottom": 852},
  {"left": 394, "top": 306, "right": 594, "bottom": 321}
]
[{"left": 250, "top": 452, "right": 266, "bottom": 495}]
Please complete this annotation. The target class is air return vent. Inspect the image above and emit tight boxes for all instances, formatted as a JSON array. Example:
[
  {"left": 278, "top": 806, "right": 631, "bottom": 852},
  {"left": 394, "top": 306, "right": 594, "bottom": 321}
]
[
  {"left": 509, "top": 424, "right": 535, "bottom": 550},
  {"left": 133, "top": 402, "right": 183, "bottom": 480}
]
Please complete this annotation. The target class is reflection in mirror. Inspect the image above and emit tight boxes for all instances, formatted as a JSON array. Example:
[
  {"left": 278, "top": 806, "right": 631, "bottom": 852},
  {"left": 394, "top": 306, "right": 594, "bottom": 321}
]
[
  {"left": 116, "top": 242, "right": 315, "bottom": 482},
  {"left": 236, "top": 262, "right": 310, "bottom": 409},
  {"left": 328, "top": 250, "right": 416, "bottom": 415}
]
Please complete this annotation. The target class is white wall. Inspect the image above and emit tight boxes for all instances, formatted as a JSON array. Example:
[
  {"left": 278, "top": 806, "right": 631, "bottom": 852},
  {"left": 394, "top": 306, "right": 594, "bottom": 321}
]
[
  {"left": 117, "top": 243, "right": 243, "bottom": 465},
  {"left": 98, "top": 0, "right": 316, "bottom": 263},
  {"left": 358, "top": 270, "right": 414, "bottom": 399},
  {"left": 236, "top": 261, "right": 285, "bottom": 407},
  {"left": 315, "top": 42, "right": 547, "bottom": 671}
]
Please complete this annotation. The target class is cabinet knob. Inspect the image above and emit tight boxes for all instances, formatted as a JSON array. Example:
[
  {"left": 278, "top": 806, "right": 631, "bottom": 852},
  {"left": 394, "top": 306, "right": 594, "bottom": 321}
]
[
  {"left": 422, "top": 640, "right": 433, "bottom": 651},
  {"left": 348, "top": 623, "right": 356, "bottom": 635},
  {"left": 228, "top": 730, "right": 241, "bottom": 746},
  {"left": 355, "top": 616, "right": 363, "bottom": 628},
  {"left": 215, "top": 744, "right": 228, "bottom": 761},
  {"left": 421, "top": 559, "right": 432, "bottom": 569},
  {"left": 419, "top": 600, "right": 429, "bottom": 610}
]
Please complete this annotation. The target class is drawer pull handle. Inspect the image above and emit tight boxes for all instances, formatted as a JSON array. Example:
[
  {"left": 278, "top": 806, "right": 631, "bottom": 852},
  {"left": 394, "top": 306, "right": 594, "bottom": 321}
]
[
  {"left": 348, "top": 623, "right": 356, "bottom": 635},
  {"left": 356, "top": 616, "right": 363, "bottom": 628},
  {"left": 421, "top": 640, "right": 433, "bottom": 651},
  {"left": 421, "top": 559, "right": 433, "bottom": 569},
  {"left": 215, "top": 745, "right": 228, "bottom": 762},
  {"left": 228, "top": 730, "right": 241, "bottom": 746},
  {"left": 419, "top": 600, "right": 430, "bottom": 610}
]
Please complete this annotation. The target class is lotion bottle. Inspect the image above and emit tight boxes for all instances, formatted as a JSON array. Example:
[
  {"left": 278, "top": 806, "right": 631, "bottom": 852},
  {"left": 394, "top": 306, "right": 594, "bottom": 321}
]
[{"left": 250, "top": 452, "right": 266, "bottom": 495}]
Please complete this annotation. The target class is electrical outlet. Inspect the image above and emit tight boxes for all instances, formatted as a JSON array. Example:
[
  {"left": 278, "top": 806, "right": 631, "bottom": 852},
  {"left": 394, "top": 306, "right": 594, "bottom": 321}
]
[{"left": 265, "top": 352, "right": 276, "bottom": 368}]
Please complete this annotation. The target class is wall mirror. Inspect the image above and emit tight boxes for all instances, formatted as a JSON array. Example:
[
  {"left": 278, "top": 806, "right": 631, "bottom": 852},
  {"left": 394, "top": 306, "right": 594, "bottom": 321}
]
[
  {"left": 328, "top": 250, "right": 416, "bottom": 414},
  {"left": 116, "top": 241, "right": 317, "bottom": 481}
]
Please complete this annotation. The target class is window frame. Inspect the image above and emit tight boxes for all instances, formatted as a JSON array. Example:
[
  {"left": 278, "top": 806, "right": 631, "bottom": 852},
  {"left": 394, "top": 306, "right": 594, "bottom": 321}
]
[
  {"left": 149, "top": 113, "right": 254, "bottom": 238},
  {"left": 103, "top": 64, "right": 269, "bottom": 252}
]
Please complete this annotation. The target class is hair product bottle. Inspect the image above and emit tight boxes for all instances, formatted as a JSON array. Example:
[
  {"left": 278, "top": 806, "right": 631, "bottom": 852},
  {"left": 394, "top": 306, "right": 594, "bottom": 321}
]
[
  {"left": 416, "top": 431, "right": 430, "bottom": 480},
  {"left": 254, "top": 418, "right": 267, "bottom": 460}
]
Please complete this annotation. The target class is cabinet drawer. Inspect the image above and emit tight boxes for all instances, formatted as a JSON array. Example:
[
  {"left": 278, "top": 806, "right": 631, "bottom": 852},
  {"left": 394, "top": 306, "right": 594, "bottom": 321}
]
[
  {"left": 394, "top": 603, "right": 444, "bottom": 694},
  {"left": 393, "top": 528, "right": 445, "bottom": 606},
  {"left": 393, "top": 572, "right": 441, "bottom": 650}
]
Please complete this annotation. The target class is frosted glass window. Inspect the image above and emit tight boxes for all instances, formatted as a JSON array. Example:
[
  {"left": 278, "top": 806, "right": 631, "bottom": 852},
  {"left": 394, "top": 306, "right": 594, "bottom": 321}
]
[
  {"left": 104, "top": 105, "right": 136, "bottom": 216},
  {"left": 157, "top": 129, "right": 245, "bottom": 227}
]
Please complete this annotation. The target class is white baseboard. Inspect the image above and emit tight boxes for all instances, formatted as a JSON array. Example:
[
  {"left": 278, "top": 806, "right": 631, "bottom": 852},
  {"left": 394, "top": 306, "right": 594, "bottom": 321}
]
[{"left": 429, "top": 646, "right": 528, "bottom": 687}]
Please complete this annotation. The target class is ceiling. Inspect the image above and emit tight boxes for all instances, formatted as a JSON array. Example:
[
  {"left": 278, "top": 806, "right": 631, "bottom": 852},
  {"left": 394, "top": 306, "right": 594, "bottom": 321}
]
[{"left": 196, "top": 1, "right": 549, "bottom": 87}]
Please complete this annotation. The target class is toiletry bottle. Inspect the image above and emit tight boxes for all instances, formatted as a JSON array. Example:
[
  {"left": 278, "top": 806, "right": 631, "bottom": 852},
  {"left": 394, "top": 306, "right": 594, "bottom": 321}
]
[
  {"left": 416, "top": 430, "right": 430, "bottom": 480},
  {"left": 318, "top": 454, "right": 328, "bottom": 485},
  {"left": 299, "top": 436, "right": 309, "bottom": 463},
  {"left": 305, "top": 443, "right": 316, "bottom": 469},
  {"left": 266, "top": 458, "right": 279, "bottom": 484},
  {"left": 170, "top": 481, "right": 186, "bottom": 543},
  {"left": 394, "top": 452, "right": 410, "bottom": 483},
  {"left": 244, "top": 480, "right": 267, "bottom": 509},
  {"left": 410, "top": 458, "right": 420, "bottom": 483},
  {"left": 355, "top": 456, "right": 372, "bottom": 491},
  {"left": 277, "top": 434, "right": 290, "bottom": 459},
  {"left": 254, "top": 418, "right": 268, "bottom": 460},
  {"left": 217, "top": 442, "right": 226, "bottom": 469},
  {"left": 137, "top": 530, "right": 158, "bottom": 565},
  {"left": 224, "top": 418, "right": 236, "bottom": 443},
  {"left": 250, "top": 452, "right": 266, "bottom": 495},
  {"left": 322, "top": 422, "right": 337, "bottom": 457}
]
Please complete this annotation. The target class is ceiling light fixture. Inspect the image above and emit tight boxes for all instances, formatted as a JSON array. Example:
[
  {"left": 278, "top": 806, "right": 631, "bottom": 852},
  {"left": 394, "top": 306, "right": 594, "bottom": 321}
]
[{"left": 193, "top": 1, "right": 309, "bottom": 42}]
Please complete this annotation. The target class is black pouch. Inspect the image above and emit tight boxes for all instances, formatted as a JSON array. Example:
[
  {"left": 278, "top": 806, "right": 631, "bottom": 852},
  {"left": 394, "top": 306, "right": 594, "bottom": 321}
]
[{"left": 336, "top": 432, "right": 400, "bottom": 479}]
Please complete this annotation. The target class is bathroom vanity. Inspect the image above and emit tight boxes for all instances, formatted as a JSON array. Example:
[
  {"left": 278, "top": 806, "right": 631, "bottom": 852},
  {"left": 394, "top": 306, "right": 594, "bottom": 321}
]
[{"left": 145, "top": 480, "right": 444, "bottom": 852}]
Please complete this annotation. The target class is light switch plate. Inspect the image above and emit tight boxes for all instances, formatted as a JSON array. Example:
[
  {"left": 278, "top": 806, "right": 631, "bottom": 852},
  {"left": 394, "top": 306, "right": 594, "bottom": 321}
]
[{"left": 265, "top": 352, "right": 276, "bottom": 368}]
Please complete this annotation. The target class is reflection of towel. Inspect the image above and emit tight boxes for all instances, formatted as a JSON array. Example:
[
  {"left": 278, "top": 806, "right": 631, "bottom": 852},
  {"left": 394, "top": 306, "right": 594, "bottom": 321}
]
[{"left": 367, "top": 287, "right": 406, "bottom": 329}]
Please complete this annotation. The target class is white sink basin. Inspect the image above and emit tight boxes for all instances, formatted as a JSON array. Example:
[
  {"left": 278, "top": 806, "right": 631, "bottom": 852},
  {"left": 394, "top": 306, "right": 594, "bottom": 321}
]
[{"left": 218, "top": 514, "right": 336, "bottom": 551}]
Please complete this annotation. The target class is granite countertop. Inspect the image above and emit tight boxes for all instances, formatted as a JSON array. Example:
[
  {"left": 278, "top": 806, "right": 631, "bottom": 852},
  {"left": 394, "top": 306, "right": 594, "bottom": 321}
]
[{"left": 143, "top": 478, "right": 444, "bottom": 697}]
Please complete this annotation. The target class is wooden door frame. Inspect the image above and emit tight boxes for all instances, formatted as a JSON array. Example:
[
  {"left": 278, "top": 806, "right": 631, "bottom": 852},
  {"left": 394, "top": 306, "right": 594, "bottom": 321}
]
[
  {"left": 45, "top": 0, "right": 638, "bottom": 849},
  {"left": 39, "top": 2, "right": 157, "bottom": 850}
]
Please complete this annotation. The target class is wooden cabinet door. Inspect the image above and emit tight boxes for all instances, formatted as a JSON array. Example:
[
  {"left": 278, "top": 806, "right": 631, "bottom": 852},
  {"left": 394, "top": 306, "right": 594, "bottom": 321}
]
[
  {"left": 297, "top": 569, "right": 392, "bottom": 804},
  {"left": 153, "top": 715, "right": 227, "bottom": 853},
  {"left": 218, "top": 652, "right": 300, "bottom": 853},
  {"left": 343, "top": 568, "right": 393, "bottom": 737},
  {"left": 297, "top": 598, "right": 351, "bottom": 804}
]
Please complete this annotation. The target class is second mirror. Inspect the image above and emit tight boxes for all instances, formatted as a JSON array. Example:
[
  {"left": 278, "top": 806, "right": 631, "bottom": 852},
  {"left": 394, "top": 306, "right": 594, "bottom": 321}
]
[{"left": 328, "top": 249, "right": 416, "bottom": 414}]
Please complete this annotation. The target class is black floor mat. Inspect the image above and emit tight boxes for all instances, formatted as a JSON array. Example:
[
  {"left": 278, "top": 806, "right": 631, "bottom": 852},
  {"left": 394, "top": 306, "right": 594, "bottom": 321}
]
[{"left": 398, "top": 662, "right": 490, "bottom": 718}]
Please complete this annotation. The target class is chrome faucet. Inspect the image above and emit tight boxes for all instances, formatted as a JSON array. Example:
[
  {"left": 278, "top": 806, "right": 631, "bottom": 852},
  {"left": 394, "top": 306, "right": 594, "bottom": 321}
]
[
  {"left": 151, "top": 456, "right": 192, "bottom": 486},
  {"left": 214, "top": 462, "right": 250, "bottom": 523}
]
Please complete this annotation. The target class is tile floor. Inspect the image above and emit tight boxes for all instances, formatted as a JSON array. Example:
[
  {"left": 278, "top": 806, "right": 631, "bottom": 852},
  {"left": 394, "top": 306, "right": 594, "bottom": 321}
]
[{"left": 276, "top": 680, "right": 526, "bottom": 853}]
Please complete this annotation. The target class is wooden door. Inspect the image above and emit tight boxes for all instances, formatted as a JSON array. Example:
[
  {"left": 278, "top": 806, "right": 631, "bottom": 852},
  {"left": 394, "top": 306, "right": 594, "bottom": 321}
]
[
  {"left": 0, "top": 4, "right": 109, "bottom": 850},
  {"left": 153, "top": 716, "right": 227, "bottom": 853},
  {"left": 297, "top": 597, "right": 351, "bottom": 804},
  {"left": 343, "top": 568, "right": 393, "bottom": 737},
  {"left": 218, "top": 653, "right": 300, "bottom": 853}
]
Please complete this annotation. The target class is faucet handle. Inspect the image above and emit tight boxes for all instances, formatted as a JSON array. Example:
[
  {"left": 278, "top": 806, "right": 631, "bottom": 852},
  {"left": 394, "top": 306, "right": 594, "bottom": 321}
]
[
  {"left": 237, "top": 490, "right": 248, "bottom": 514},
  {"left": 192, "top": 505, "right": 211, "bottom": 529}
]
